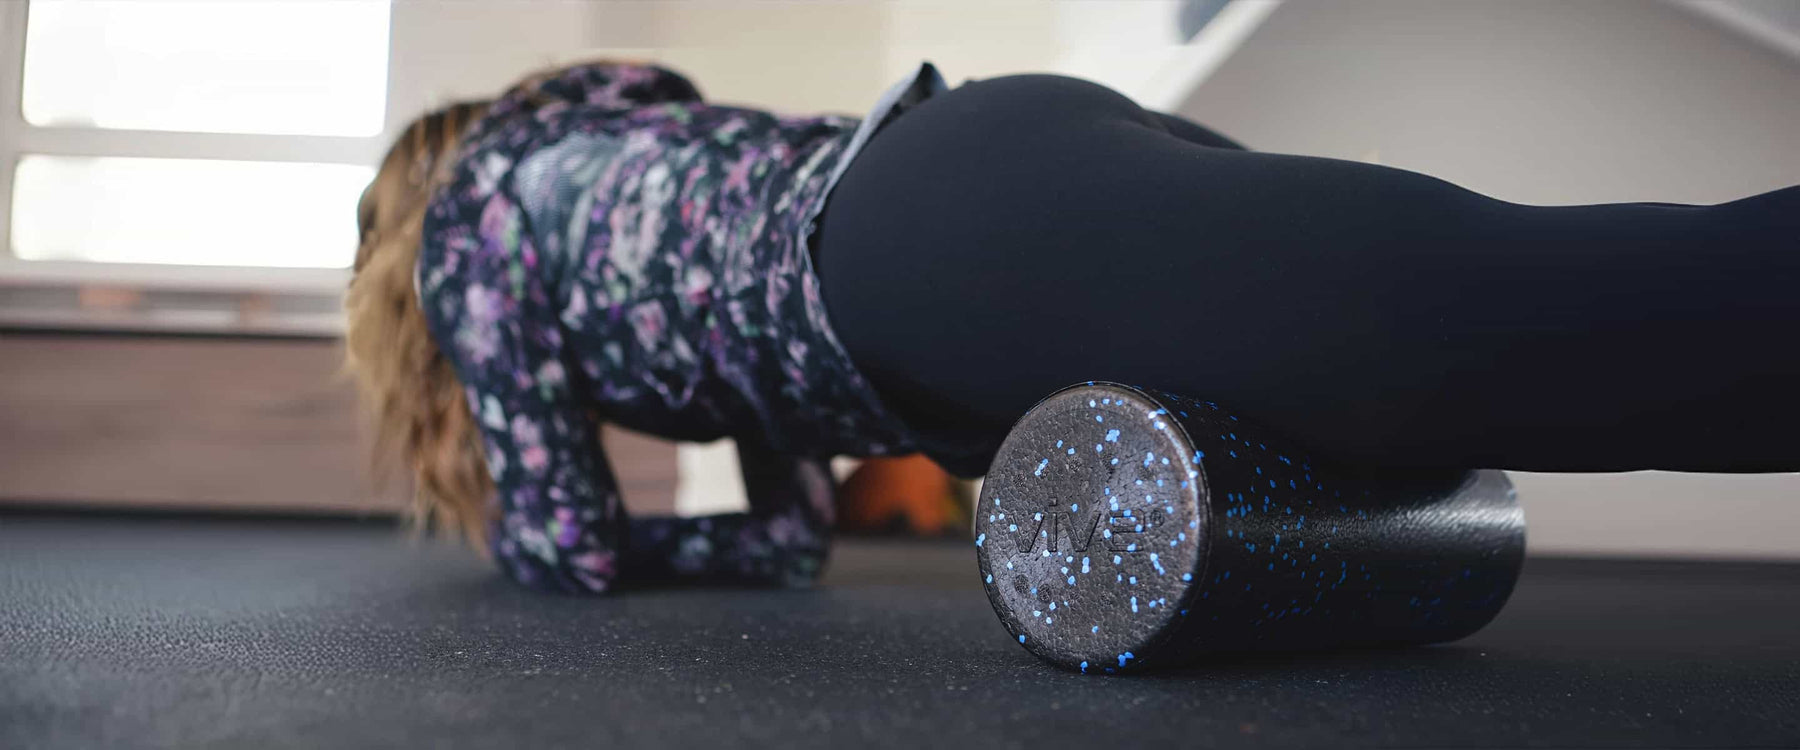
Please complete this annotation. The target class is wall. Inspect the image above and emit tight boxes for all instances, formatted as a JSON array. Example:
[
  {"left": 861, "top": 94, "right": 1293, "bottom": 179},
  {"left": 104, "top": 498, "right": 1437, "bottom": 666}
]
[
  {"left": 386, "top": 1, "right": 1195, "bottom": 123},
  {"left": 1179, "top": 0, "right": 1800, "bottom": 558}
]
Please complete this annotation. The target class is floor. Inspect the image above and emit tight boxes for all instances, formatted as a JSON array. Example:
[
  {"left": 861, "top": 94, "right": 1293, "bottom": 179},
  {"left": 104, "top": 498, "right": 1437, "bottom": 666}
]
[{"left": 3, "top": 513, "right": 1797, "bottom": 748}]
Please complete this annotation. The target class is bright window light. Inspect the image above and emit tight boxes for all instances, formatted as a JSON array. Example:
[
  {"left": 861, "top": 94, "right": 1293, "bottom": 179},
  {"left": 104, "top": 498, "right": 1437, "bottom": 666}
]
[
  {"left": 11, "top": 156, "right": 375, "bottom": 268},
  {"left": 22, "top": 0, "right": 391, "bottom": 136}
]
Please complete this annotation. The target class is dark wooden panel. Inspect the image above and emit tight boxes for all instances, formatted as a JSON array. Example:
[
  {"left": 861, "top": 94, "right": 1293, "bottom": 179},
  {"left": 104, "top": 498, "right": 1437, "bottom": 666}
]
[{"left": 0, "top": 333, "right": 677, "bottom": 515}]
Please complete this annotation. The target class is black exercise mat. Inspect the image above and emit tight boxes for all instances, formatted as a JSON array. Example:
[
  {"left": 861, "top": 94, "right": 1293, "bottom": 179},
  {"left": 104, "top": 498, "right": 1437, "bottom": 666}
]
[{"left": 2, "top": 514, "right": 1796, "bottom": 748}]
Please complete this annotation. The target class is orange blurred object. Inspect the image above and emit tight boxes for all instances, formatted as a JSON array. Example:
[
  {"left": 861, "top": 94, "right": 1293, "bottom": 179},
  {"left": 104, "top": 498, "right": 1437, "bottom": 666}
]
[{"left": 837, "top": 454, "right": 967, "bottom": 536}]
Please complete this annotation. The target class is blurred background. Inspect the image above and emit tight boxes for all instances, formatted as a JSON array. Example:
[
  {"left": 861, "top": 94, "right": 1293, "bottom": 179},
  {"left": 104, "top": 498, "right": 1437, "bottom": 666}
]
[{"left": 0, "top": 0, "right": 1796, "bottom": 558}]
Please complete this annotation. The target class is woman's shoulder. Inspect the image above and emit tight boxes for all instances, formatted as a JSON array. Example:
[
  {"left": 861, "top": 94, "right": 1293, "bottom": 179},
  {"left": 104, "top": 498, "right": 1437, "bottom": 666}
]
[{"left": 488, "top": 61, "right": 703, "bottom": 122}]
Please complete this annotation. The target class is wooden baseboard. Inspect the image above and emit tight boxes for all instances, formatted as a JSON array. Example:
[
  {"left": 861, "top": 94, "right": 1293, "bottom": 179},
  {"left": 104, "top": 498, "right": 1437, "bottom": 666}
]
[{"left": 0, "top": 332, "right": 677, "bottom": 515}]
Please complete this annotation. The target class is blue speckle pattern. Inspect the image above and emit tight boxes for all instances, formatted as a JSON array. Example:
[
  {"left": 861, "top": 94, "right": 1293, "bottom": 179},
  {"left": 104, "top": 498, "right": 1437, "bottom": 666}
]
[
  {"left": 974, "top": 385, "right": 1206, "bottom": 674},
  {"left": 975, "top": 383, "right": 1526, "bottom": 674},
  {"left": 1139, "top": 387, "right": 1522, "bottom": 669}
]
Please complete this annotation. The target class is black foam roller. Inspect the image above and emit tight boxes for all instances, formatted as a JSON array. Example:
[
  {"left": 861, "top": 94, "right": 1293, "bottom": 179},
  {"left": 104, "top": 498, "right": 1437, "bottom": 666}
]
[{"left": 974, "top": 383, "right": 1526, "bottom": 673}]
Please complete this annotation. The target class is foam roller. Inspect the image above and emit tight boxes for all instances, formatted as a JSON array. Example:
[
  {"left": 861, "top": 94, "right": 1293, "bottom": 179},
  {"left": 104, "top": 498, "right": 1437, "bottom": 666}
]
[{"left": 974, "top": 382, "right": 1525, "bottom": 674}]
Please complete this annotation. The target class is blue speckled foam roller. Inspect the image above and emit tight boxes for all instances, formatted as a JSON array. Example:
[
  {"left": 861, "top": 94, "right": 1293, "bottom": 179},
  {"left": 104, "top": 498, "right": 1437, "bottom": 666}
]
[{"left": 974, "top": 382, "right": 1526, "bottom": 674}]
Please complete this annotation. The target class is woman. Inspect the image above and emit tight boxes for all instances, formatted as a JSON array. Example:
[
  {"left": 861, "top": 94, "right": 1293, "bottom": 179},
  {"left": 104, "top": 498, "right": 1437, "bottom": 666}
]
[{"left": 346, "top": 60, "right": 1798, "bottom": 594}]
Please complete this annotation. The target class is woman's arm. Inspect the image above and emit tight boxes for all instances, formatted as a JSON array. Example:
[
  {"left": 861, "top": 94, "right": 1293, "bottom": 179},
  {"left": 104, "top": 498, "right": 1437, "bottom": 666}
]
[
  {"left": 623, "top": 444, "right": 836, "bottom": 587},
  {"left": 420, "top": 140, "right": 629, "bottom": 593},
  {"left": 424, "top": 162, "right": 836, "bottom": 593},
  {"left": 429, "top": 250, "right": 626, "bottom": 592},
  {"left": 456, "top": 320, "right": 837, "bottom": 593},
  {"left": 479, "top": 383, "right": 626, "bottom": 594}
]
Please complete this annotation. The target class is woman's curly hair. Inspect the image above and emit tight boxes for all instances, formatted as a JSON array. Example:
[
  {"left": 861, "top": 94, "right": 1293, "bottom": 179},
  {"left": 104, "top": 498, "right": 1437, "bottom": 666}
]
[{"left": 343, "top": 98, "right": 493, "bottom": 544}]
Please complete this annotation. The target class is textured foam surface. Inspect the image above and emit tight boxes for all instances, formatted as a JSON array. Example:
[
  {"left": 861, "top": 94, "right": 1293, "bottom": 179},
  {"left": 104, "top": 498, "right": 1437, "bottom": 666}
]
[
  {"left": 976, "top": 384, "right": 1524, "bottom": 673},
  {"left": 976, "top": 387, "right": 1206, "bottom": 672},
  {"left": 3, "top": 514, "right": 1798, "bottom": 748}
]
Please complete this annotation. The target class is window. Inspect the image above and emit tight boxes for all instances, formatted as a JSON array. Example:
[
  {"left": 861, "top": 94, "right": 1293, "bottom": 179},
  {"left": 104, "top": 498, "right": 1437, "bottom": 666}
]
[
  {"left": 13, "top": 155, "right": 376, "bottom": 268},
  {"left": 21, "top": 0, "right": 389, "bottom": 137},
  {"left": 2, "top": 0, "right": 390, "bottom": 273}
]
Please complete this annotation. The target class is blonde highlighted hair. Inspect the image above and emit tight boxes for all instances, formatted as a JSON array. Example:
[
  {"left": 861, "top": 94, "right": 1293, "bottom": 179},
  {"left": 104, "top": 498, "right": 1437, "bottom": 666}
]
[{"left": 344, "top": 99, "right": 493, "bottom": 544}]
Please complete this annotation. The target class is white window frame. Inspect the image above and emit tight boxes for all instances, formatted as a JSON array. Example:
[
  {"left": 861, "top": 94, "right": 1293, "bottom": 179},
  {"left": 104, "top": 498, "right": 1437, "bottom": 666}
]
[{"left": 0, "top": 0, "right": 394, "bottom": 334}]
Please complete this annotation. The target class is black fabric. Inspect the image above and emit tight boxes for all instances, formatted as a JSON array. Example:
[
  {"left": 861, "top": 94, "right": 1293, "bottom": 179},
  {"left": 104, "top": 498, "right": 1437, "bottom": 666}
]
[
  {"left": 4, "top": 513, "right": 1799, "bottom": 748},
  {"left": 816, "top": 73, "right": 1800, "bottom": 474}
]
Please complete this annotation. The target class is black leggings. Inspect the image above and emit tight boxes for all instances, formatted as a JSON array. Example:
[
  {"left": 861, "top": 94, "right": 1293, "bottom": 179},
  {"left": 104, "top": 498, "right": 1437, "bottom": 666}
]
[{"left": 816, "top": 74, "right": 1800, "bottom": 474}]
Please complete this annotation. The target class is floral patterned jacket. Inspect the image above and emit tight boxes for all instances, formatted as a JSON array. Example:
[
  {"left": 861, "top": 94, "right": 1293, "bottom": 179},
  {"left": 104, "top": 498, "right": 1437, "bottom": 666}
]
[{"left": 417, "top": 62, "right": 939, "bottom": 593}]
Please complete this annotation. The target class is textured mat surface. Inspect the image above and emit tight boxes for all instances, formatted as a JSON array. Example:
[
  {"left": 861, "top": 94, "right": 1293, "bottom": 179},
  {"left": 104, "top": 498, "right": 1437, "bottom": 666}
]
[{"left": 2, "top": 514, "right": 1797, "bottom": 748}]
